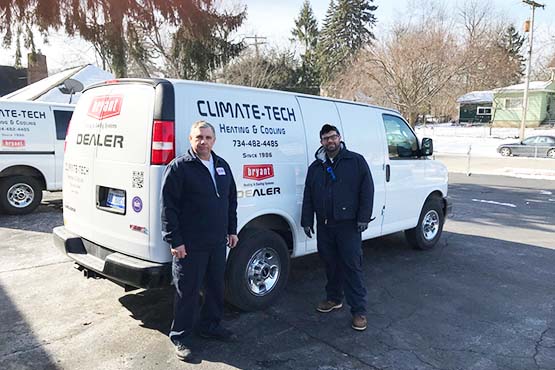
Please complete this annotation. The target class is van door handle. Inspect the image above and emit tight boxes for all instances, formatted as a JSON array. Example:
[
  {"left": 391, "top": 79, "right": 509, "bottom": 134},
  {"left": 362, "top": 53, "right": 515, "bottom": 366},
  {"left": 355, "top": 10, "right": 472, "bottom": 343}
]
[{"left": 386, "top": 164, "right": 390, "bottom": 182}]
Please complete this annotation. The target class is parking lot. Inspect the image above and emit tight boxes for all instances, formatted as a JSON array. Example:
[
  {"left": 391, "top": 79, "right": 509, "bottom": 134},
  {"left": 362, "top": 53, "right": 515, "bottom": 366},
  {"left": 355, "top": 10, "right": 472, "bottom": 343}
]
[{"left": 1, "top": 173, "right": 554, "bottom": 370}]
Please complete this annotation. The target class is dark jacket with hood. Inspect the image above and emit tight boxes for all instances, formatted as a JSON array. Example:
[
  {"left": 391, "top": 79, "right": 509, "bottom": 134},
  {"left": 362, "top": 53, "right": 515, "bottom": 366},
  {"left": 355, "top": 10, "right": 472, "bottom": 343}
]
[
  {"left": 160, "top": 149, "right": 237, "bottom": 250},
  {"left": 301, "top": 143, "right": 374, "bottom": 228}
]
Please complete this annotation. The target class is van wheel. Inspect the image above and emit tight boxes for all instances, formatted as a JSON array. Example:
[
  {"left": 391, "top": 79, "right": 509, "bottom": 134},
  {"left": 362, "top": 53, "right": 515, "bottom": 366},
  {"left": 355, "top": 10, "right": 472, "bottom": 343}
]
[
  {"left": 405, "top": 196, "right": 444, "bottom": 250},
  {"left": 225, "top": 229, "right": 290, "bottom": 311},
  {"left": 0, "top": 176, "right": 43, "bottom": 215}
]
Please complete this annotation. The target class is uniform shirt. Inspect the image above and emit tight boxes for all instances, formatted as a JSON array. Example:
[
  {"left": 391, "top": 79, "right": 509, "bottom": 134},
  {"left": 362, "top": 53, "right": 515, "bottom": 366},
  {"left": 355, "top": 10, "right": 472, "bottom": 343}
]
[{"left": 200, "top": 155, "right": 217, "bottom": 191}]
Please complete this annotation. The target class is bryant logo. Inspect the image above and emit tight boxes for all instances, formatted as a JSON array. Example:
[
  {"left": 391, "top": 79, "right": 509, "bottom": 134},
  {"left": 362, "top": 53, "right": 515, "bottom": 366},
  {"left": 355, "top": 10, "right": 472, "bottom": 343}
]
[
  {"left": 87, "top": 95, "right": 123, "bottom": 120},
  {"left": 2, "top": 139, "right": 25, "bottom": 148},
  {"left": 243, "top": 164, "right": 274, "bottom": 181}
]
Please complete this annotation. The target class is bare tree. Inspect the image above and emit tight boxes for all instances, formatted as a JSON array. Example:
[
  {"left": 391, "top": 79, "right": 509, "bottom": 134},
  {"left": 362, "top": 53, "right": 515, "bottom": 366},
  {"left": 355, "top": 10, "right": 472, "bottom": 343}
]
[{"left": 331, "top": 2, "right": 469, "bottom": 126}]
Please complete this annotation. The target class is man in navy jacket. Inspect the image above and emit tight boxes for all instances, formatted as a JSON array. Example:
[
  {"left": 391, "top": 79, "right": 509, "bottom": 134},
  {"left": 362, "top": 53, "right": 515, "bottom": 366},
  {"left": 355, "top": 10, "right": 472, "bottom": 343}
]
[
  {"left": 301, "top": 124, "right": 374, "bottom": 331},
  {"left": 161, "top": 120, "right": 238, "bottom": 361}
]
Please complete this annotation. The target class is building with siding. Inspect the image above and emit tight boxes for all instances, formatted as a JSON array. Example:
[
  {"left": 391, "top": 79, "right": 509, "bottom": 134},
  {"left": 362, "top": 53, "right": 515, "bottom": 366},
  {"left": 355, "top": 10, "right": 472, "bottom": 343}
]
[{"left": 492, "top": 80, "right": 555, "bottom": 127}]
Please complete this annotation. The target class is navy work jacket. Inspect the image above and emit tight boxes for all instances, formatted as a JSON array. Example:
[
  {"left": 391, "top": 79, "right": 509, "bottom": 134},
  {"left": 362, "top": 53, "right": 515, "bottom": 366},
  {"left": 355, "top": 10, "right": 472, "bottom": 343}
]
[
  {"left": 160, "top": 149, "right": 237, "bottom": 250},
  {"left": 301, "top": 143, "right": 374, "bottom": 228}
]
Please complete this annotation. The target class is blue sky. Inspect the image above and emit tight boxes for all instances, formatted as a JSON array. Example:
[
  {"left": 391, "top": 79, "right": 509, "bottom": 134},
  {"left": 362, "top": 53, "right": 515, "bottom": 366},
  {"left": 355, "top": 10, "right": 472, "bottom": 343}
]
[
  {"left": 0, "top": 0, "right": 552, "bottom": 70},
  {"left": 238, "top": 0, "right": 552, "bottom": 45}
]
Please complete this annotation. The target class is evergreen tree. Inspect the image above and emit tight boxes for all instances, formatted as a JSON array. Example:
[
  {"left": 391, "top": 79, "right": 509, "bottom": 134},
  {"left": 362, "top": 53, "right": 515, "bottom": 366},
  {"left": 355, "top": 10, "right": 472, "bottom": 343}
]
[
  {"left": 0, "top": 0, "right": 245, "bottom": 78},
  {"left": 317, "top": 0, "right": 377, "bottom": 83},
  {"left": 291, "top": 0, "right": 320, "bottom": 94},
  {"left": 500, "top": 25, "right": 525, "bottom": 81},
  {"left": 292, "top": 0, "right": 319, "bottom": 54}
]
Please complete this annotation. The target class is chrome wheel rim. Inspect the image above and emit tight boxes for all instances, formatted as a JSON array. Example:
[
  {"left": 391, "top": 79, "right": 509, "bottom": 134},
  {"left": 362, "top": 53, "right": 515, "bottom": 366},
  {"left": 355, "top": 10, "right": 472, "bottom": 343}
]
[
  {"left": 500, "top": 148, "right": 510, "bottom": 156},
  {"left": 7, "top": 183, "right": 34, "bottom": 208},
  {"left": 246, "top": 247, "right": 280, "bottom": 296},
  {"left": 422, "top": 210, "right": 440, "bottom": 241},
  {"left": 548, "top": 150, "right": 555, "bottom": 159}
]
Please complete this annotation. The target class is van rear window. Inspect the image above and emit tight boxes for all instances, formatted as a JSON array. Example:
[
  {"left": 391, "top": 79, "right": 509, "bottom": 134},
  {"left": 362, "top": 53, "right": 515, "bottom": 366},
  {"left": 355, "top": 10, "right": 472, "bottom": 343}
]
[{"left": 54, "top": 110, "right": 73, "bottom": 140}]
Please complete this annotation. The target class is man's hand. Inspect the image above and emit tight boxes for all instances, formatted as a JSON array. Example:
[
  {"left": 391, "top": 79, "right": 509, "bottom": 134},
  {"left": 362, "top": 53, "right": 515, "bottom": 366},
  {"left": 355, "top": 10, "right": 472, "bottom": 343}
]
[
  {"left": 227, "top": 234, "right": 239, "bottom": 248},
  {"left": 357, "top": 222, "right": 368, "bottom": 233},
  {"left": 303, "top": 226, "right": 314, "bottom": 238},
  {"left": 171, "top": 244, "right": 187, "bottom": 259}
]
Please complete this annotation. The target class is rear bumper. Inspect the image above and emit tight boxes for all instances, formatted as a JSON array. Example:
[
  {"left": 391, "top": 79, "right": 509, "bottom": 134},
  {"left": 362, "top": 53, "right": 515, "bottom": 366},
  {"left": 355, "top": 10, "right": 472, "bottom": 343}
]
[{"left": 53, "top": 226, "right": 171, "bottom": 289}]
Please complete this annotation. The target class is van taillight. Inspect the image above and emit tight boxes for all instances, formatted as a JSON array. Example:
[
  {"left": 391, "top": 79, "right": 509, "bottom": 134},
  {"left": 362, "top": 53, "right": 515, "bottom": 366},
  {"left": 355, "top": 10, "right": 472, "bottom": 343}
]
[
  {"left": 151, "top": 120, "right": 175, "bottom": 165},
  {"left": 64, "top": 120, "right": 72, "bottom": 153}
]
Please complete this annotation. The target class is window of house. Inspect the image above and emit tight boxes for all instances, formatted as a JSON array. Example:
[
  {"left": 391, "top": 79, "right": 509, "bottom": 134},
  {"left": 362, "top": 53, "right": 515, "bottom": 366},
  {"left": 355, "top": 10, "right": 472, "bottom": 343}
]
[
  {"left": 476, "top": 106, "right": 492, "bottom": 115},
  {"left": 382, "top": 114, "right": 419, "bottom": 159},
  {"left": 505, "top": 98, "right": 523, "bottom": 110}
]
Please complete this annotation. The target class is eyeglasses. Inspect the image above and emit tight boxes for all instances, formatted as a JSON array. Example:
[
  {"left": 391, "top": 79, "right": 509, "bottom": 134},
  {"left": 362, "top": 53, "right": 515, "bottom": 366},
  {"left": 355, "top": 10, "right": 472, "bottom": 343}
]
[{"left": 321, "top": 134, "right": 339, "bottom": 142}]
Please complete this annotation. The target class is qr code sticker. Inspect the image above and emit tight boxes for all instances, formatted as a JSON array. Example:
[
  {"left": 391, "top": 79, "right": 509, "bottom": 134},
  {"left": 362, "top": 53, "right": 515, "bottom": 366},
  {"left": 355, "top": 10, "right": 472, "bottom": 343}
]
[{"left": 132, "top": 171, "right": 144, "bottom": 188}]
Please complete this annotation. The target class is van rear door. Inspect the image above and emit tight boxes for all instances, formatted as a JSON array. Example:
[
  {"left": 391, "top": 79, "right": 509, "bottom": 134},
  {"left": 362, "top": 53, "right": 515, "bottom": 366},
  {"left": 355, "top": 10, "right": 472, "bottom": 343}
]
[{"left": 63, "top": 81, "right": 167, "bottom": 262}]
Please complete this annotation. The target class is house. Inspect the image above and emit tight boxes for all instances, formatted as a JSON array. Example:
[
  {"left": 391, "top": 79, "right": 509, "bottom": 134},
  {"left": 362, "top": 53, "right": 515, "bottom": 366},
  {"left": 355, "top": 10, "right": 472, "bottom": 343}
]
[
  {"left": 456, "top": 90, "right": 493, "bottom": 125},
  {"left": 2, "top": 64, "right": 113, "bottom": 104},
  {"left": 0, "top": 52, "right": 50, "bottom": 97},
  {"left": 0, "top": 66, "right": 28, "bottom": 96},
  {"left": 491, "top": 80, "right": 555, "bottom": 127}
]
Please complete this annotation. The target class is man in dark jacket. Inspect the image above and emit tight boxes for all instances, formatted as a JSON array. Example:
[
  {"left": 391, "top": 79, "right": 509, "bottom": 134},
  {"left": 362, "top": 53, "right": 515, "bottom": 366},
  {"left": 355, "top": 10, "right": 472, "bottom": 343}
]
[
  {"left": 161, "top": 120, "right": 238, "bottom": 361},
  {"left": 301, "top": 124, "right": 374, "bottom": 331}
]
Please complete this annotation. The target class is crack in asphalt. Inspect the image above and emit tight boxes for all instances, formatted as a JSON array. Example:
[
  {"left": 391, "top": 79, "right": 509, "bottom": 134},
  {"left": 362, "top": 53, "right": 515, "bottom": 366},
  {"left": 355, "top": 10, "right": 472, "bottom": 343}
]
[
  {"left": 533, "top": 327, "right": 551, "bottom": 370},
  {"left": 0, "top": 260, "right": 72, "bottom": 274}
]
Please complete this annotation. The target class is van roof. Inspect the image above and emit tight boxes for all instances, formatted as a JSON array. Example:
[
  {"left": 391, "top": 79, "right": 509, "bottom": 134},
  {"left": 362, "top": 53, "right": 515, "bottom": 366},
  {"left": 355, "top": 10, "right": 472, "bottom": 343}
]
[
  {"left": 84, "top": 78, "right": 400, "bottom": 115},
  {"left": 0, "top": 99, "right": 74, "bottom": 109}
]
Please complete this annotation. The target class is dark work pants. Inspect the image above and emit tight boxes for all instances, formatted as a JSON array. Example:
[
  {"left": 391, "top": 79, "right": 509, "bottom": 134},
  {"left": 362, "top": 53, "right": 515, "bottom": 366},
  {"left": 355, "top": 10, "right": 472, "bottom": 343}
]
[
  {"left": 169, "top": 242, "right": 226, "bottom": 343},
  {"left": 316, "top": 221, "right": 367, "bottom": 315}
]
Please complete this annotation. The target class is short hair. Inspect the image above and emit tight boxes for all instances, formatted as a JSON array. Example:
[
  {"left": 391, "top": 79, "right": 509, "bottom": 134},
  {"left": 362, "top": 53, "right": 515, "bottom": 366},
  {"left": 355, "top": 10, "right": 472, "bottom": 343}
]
[
  {"left": 190, "top": 120, "right": 216, "bottom": 138},
  {"left": 320, "top": 124, "right": 340, "bottom": 138}
]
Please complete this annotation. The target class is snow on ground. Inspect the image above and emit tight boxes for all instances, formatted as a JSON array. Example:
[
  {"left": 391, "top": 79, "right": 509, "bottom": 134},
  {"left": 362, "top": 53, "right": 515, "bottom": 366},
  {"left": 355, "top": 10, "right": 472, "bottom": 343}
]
[{"left": 415, "top": 124, "right": 555, "bottom": 157}]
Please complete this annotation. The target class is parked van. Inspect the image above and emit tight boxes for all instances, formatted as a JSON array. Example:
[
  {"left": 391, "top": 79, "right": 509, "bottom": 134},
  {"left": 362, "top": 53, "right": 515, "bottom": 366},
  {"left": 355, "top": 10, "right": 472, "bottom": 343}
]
[
  {"left": 0, "top": 100, "right": 73, "bottom": 214},
  {"left": 54, "top": 79, "right": 450, "bottom": 311}
]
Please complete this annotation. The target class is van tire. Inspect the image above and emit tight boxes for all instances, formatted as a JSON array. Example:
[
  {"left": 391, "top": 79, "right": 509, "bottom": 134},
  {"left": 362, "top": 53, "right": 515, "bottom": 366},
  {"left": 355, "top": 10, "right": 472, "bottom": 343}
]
[
  {"left": 405, "top": 196, "right": 444, "bottom": 250},
  {"left": 225, "top": 228, "right": 290, "bottom": 311},
  {"left": 0, "top": 176, "right": 43, "bottom": 215}
]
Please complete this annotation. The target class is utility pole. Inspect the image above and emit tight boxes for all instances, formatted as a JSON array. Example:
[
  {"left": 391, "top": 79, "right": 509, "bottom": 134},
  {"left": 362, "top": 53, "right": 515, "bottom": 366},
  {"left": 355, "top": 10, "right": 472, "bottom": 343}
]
[
  {"left": 520, "top": 0, "right": 544, "bottom": 140},
  {"left": 243, "top": 35, "right": 267, "bottom": 59}
]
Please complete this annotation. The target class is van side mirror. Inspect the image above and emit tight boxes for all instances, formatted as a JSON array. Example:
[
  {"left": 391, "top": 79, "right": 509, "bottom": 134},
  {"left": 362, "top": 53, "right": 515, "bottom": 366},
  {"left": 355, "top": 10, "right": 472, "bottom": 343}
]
[{"left": 421, "top": 137, "right": 433, "bottom": 156}]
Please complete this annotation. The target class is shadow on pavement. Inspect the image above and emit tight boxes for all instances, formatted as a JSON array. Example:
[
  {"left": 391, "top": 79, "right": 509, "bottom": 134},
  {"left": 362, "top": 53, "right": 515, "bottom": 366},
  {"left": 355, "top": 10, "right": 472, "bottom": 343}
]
[
  {"left": 0, "top": 283, "right": 59, "bottom": 370},
  {"left": 0, "top": 201, "right": 62, "bottom": 234},
  {"left": 118, "top": 231, "right": 555, "bottom": 369}
]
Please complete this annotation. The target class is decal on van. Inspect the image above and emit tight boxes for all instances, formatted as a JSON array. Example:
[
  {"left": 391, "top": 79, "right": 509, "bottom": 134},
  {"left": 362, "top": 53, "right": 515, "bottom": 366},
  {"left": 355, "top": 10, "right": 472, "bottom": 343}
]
[
  {"left": 2, "top": 139, "right": 25, "bottom": 148},
  {"left": 197, "top": 100, "right": 296, "bottom": 122},
  {"left": 132, "top": 196, "right": 143, "bottom": 213},
  {"left": 87, "top": 95, "right": 123, "bottom": 120},
  {"left": 243, "top": 164, "right": 274, "bottom": 181},
  {"left": 237, "top": 187, "right": 281, "bottom": 198}
]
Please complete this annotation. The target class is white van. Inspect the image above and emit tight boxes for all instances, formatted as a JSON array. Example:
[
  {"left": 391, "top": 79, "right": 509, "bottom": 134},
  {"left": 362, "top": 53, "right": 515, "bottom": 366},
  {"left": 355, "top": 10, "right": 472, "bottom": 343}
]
[
  {"left": 53, "top": 79, "right": 450, "bottom": 311},
  {"left": 0, "top": 100, "right": 74, "bottom": 214}
]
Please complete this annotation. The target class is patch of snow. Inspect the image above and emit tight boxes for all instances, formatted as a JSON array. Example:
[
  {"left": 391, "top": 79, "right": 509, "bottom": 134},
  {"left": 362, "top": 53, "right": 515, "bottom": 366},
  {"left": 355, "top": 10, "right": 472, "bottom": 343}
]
[{"left": 456, "top": 91, "right": 493, "bottom": 104}]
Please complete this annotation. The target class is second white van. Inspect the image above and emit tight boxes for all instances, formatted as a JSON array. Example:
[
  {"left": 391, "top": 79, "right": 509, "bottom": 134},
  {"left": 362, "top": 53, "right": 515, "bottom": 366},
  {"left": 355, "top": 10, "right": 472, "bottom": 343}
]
[{"left": 0, "top": 100, "right": 73, "bottom": 214}]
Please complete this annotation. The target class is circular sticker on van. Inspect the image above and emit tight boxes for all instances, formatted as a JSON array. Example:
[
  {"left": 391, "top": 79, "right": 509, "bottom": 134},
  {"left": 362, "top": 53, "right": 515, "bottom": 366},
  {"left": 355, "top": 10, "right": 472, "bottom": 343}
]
[{"left": 132, "top": 196, "right": 143, "bottom": 213}]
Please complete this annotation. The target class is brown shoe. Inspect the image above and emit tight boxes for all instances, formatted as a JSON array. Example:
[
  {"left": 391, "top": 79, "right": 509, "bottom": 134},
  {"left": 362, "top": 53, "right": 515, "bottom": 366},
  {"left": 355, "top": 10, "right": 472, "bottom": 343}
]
[
  {"left": 352, "top": 314, "right": 367, "bottom": 331},
  {"left": 316, "top": 300, "right": 343, "bottom": 313}
]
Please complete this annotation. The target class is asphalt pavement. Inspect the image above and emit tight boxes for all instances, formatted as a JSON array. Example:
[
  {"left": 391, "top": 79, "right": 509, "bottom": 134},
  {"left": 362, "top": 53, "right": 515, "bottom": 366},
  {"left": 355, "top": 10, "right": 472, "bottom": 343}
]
[{"left": 0, "top": 173, "right": 554, "bottom": 370}]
